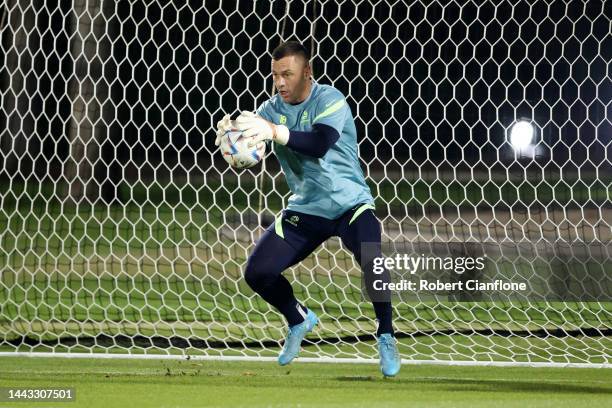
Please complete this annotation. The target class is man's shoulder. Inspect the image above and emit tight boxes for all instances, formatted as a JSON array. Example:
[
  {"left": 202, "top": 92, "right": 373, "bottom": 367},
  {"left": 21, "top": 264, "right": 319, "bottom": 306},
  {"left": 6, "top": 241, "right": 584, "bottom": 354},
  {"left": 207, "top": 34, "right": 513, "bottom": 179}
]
[
  {"left": 258, "top": 94, "right": 281, "bottom": 111},
  {"left": 314, "top": 83, "right": 346, "bottom": 103}
]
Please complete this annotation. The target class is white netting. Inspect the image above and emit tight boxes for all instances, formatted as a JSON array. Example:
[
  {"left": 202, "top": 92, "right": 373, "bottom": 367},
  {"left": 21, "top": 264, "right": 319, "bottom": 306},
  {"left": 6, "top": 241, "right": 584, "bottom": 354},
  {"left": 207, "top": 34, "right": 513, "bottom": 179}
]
[{"left": 0, "top": 1, "right": 610, "bottom": 366}]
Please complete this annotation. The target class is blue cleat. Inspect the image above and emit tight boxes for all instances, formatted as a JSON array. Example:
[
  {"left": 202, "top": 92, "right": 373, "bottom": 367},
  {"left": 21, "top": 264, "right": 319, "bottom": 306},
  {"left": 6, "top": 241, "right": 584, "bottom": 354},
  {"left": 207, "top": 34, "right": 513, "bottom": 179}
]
[
  {"left": 278, "top": 309, "right": 318, "bottom": 366},
  {"left": 378, "top": 333, "right": 401, "bottom": 377}
]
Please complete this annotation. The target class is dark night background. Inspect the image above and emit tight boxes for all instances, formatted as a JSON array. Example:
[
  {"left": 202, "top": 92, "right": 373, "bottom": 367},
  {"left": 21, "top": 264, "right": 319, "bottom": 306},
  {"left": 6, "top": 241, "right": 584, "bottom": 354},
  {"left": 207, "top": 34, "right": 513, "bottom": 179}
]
[{"left": 0, "top": 0, "right": 609, "bottom": 204}]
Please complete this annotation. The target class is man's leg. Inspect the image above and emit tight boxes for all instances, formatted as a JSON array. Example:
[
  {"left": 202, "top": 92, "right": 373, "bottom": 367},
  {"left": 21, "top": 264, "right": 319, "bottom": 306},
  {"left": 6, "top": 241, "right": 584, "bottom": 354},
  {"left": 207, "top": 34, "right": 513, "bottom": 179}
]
[
  {"left": 336, "top": 205, "right": 400, "bottom": 376},
  {"left": 244, "top": 210, "right": 331, "bottom": 365},
  {"left": 244, "top": 228, "right": 309, "bottom": 326},
  {"left": 244, "top": 211, "right": 330, "bottom": 326},
  {"left": 336, "top": 206, "right": 394, "bottom": 336},
  {"left": 337, "top": 205, "right": 401, "bottom": 377}
]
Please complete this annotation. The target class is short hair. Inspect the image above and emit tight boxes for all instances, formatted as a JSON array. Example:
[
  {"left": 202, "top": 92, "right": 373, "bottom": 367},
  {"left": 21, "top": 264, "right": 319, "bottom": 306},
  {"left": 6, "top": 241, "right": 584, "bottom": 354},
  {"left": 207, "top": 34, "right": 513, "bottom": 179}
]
[{"left": 271, "top": 41, "right": 310, "bottom": 64}]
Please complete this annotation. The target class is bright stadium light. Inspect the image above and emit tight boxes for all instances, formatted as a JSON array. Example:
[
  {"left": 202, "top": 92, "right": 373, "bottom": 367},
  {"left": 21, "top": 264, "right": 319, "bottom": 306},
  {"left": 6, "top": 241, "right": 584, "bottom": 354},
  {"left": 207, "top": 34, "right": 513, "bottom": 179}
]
[{"left": 509, "top": 121, "right": 535, "bottom": 150}]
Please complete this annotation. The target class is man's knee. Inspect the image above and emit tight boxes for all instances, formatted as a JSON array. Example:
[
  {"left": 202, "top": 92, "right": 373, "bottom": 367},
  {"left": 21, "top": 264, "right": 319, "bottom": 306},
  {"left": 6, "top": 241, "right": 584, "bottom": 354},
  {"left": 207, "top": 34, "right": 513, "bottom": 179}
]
[
  {"left": 244, "top": 256, "right": 263, "bottom": 290},
  {"left": 244, "top": 254, "right": 279, "bottom": 291}
]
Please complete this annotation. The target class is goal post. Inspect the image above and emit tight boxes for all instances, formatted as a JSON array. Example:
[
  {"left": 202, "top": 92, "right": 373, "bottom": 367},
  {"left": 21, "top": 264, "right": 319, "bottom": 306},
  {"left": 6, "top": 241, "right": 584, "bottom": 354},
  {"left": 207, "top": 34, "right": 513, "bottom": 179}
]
[{"left": 0, "top": 1, "right": 610, "bottom": 367}]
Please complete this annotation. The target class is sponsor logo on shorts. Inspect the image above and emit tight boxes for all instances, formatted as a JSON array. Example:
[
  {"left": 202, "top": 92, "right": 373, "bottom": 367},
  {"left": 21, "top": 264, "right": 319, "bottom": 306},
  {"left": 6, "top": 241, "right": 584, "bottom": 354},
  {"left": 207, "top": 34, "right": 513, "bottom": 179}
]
[{"left": 285, "top": 215, "right": 299, "bottom": 227}]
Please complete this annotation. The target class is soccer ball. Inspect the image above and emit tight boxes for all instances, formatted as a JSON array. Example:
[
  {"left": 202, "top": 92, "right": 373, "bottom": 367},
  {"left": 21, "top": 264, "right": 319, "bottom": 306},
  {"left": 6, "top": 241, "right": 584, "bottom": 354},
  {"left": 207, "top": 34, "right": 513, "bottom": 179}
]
[{"left": 219, "top": 124, "right": 266, "bottom": 169}]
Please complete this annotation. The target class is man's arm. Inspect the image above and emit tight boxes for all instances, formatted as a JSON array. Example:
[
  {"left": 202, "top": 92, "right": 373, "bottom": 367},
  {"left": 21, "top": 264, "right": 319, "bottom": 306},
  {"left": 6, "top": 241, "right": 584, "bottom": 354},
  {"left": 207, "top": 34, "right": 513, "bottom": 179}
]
[
  {"left": 285, "top": 124, "right": 339, "bottom": 158},
  {"left": 237, "top": 87, "right": 348, "bottom": 157},
  {"left": 282, "top": 88, "right": 348, "bottom": 158},
  {"left": 237, "top": 112, "right": 339, "bottom": 158}
]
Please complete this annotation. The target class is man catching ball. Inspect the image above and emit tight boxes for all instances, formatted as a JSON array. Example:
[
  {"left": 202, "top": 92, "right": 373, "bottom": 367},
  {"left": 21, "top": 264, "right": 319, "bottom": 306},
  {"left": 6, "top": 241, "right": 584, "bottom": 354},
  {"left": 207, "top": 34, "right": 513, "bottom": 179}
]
[{"left": 215, "top": 41, "right": 400, "bottom": 376}]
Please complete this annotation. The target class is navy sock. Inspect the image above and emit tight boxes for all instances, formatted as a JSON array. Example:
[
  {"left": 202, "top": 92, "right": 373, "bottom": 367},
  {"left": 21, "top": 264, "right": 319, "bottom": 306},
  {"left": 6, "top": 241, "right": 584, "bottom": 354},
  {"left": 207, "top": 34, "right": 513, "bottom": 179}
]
[
  {"left": 277, "top": 298, "right": 309, "bottom": 327},
  {"left": 246, "top": 268, "right": 307, "bottom": 327},
  {"left": 373, "top": 302, "right": 394, "bottom": 336}
]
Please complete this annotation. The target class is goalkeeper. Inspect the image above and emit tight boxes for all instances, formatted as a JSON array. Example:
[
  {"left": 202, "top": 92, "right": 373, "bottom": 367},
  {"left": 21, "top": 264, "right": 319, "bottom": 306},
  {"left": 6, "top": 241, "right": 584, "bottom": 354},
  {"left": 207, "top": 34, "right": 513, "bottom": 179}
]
[{"left": 215, "top": 41, "right": 400, "bottom": 376}]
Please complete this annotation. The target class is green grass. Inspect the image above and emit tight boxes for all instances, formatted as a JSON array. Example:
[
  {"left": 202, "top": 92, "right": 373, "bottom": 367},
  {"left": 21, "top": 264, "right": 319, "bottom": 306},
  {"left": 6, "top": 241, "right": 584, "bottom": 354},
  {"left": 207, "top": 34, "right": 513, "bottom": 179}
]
[
  {"left": 2, "top": 176, "right": 610, "bottom": 213},
  {"left": 1, "top": 269, "right": 610, "bottom": 364},
  {"left": 1, "top": 177, "right": 609, "bottom": 263},
  {"left": 0, "top": 357, "right": 610, "bottom": 407},
  {"left": 1, "top": 178, "right": 610, "bottom": 365},
  {"left": 1, "top": 236, "right": 611, "bottom": 364}
]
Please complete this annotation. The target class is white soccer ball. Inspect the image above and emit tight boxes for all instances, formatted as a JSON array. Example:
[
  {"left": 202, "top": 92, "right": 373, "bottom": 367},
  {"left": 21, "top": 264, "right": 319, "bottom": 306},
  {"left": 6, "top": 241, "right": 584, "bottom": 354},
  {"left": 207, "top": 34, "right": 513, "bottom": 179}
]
[{"left": 219, "top": 125, "right": 266, "bottom": 169}]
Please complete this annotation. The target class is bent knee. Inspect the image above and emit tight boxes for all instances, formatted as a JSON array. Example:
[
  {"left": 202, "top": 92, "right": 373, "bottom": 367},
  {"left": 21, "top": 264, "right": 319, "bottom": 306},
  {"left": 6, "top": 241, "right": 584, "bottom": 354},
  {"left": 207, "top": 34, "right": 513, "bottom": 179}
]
[{"left": 244, "top": 256, "right": 278, "bottom": 289}]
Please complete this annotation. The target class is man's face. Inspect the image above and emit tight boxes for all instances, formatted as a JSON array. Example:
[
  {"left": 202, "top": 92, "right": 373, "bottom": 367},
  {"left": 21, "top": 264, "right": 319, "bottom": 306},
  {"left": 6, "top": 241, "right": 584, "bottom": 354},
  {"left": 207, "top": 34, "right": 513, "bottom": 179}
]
[{"left": 272, "top": 55, "right": 311, "bottom": 104}]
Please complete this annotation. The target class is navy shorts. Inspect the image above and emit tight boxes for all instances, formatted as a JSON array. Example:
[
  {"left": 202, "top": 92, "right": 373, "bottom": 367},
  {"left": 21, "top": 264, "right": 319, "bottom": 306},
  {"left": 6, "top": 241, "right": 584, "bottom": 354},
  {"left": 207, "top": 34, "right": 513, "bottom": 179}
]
[
  {"left": 248, "top": 202, "right": 389, "bottom": 296},
  {"left": 266, "top": 203, "right": 377, "bottom": 262}
]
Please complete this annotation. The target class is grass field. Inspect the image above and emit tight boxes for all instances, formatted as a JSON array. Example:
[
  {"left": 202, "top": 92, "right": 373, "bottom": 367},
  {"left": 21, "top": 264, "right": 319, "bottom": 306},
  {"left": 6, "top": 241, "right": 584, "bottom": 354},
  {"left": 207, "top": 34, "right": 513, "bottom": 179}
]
[
  {"left": 1, "top": 177, "right": 610, "bottom": 373},
  {"left": 0, "top": 357, "right": 610, "bottom": 408},
  {"left": 1, "top": 264, "right": 610, "bottom": 365}
]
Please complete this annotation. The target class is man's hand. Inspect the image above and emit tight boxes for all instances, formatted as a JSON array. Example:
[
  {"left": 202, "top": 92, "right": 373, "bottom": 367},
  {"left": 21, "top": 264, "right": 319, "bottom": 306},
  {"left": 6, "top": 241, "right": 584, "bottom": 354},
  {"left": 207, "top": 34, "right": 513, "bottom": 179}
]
[
  {"left": 215, "top": 114, "right": 233, "bottom": 146},
  {"left": 235, "top": 111, "right": 289, "bottom": 147}
]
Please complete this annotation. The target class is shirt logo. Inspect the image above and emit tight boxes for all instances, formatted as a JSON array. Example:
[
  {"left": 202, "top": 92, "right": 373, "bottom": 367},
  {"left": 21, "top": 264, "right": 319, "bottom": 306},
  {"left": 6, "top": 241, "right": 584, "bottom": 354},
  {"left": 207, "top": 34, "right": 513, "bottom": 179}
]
[
  {"left": 285, "top": 215, "right": 299, "bottom": 227},
  {"left": 300, "top": 111, "right": 309, "bottom": 124},
  {"left": 279, "top": 115, "right": 287, "bottom": 124}
]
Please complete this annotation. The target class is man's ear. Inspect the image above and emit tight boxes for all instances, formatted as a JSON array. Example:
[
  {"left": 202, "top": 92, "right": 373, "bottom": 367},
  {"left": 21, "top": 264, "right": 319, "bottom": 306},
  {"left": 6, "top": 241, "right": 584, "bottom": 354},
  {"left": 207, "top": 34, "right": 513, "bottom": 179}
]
[{"left": 303, "top": 62, "right": 312, "bottom": 79}]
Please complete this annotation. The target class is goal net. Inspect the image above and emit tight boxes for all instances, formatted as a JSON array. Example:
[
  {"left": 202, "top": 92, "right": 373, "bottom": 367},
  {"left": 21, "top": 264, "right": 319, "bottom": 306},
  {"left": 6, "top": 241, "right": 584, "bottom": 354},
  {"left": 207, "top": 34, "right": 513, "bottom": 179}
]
[{"left": 0, "top": 1, "right": 610, "bottom": 367}]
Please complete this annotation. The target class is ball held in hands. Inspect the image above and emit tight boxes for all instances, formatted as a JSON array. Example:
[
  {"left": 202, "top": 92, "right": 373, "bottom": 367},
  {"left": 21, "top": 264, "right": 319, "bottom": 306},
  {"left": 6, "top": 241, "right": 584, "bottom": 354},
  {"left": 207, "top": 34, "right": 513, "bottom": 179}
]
[
  {"left": 236, "top": 110, "right": 289, "bottom": 148},
  {"left": 215, "top": 113, "right": 233, "bottom": 146}
]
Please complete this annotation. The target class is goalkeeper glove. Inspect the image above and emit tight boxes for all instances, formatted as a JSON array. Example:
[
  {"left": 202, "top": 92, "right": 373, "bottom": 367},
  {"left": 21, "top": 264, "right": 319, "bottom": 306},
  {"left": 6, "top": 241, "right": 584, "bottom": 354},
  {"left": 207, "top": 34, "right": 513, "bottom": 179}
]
[
  {"left": 215, "top": 113, "right": 233, "bottom": 147},
  {"left": 235, "top": 111, "right": 289, "bottom": 148}
]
